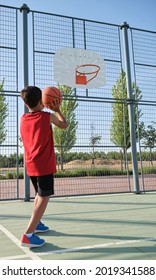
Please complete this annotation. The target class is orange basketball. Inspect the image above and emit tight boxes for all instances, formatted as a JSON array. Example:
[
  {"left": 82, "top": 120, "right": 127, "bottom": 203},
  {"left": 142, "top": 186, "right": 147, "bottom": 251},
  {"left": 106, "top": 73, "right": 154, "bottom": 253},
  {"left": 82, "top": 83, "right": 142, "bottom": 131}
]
[{"left": 42, "top": 86, "right": 62, "bottom": 110}]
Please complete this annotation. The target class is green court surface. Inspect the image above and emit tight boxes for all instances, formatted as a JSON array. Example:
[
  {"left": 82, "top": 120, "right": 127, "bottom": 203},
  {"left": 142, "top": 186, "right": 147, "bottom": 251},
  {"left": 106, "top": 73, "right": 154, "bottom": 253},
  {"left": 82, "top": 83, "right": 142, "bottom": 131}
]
[{"left": 0, "top": 192, "right": 156, "bottom": 260}]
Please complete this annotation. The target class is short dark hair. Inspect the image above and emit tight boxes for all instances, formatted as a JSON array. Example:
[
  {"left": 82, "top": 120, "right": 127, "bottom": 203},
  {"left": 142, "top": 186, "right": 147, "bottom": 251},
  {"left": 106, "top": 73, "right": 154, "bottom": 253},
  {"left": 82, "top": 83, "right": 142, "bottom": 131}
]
[{"left": 20, "top": 86, "right": 42, "bottom": 108}]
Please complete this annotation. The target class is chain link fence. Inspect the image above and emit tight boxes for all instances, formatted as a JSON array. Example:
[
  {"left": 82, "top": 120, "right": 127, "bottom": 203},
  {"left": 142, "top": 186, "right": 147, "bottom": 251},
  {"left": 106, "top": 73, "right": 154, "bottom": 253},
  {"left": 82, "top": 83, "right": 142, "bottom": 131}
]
[{"left": 0, "top": 4, "right": 156, "bottom": 200}]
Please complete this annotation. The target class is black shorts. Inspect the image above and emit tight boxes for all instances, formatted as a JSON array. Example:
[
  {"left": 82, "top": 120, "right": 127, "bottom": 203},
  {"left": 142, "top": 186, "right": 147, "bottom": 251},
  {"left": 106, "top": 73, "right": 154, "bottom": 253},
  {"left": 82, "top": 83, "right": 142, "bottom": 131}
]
[{"left": 30, "top": 174, "right": 54, "bottom": 197}]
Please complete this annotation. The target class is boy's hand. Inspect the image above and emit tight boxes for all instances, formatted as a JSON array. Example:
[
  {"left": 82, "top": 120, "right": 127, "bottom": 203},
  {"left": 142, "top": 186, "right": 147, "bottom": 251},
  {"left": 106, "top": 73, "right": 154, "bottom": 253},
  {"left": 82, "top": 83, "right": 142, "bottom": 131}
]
[{"left": 50, "top": 99, "right": 61, "bottom": 112}]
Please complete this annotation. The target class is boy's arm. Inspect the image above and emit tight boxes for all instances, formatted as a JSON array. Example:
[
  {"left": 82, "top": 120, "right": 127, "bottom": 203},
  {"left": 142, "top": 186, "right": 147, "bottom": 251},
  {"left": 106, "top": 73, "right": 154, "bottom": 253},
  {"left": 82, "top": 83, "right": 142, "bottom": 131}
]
[{"left": 50, "top": 109, "right": 68, "bottom": 129}]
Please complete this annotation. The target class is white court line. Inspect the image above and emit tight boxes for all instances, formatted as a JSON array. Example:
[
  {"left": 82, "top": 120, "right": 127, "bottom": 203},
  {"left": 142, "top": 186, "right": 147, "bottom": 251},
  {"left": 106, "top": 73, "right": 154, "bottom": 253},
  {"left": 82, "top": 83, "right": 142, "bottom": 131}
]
[
  {"left": 0, "top": 254, "right": 28, "bottom": 260},
  {"left": 38, "top": 237, "right": 156, "bottom": 256},
  {"left": 0, "top": 224, "right": 41, "bottom": 260},
  {"left": 1, "top": 221, "right": 156, "bottom": 259},
  {"left": 1, "top": 236, "right": 156, "bottom": 259}
]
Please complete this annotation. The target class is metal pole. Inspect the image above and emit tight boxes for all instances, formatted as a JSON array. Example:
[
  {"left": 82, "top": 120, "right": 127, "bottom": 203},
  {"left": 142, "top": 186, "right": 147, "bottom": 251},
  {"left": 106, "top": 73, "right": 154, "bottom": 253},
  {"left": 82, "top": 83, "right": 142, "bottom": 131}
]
[
  {"left": 121, "top": 22, "right": 140, "bottom": 194},
  {"left": 20, "top": 4, "right": 30, "bottom": 201}
]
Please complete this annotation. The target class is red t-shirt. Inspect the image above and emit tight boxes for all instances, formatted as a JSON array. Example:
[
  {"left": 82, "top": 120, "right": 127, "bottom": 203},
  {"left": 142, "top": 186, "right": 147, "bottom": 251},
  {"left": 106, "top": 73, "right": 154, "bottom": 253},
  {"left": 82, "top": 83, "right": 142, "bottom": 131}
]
[{"left": 20, "top": 111, "right": 56, "bottom": 176}]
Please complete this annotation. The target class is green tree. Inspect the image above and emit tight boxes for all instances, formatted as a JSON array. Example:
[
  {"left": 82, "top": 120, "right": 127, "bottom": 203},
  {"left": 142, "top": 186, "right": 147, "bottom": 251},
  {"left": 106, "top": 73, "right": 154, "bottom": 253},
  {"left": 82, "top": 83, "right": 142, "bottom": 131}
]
[
  {"left": 89, "top": 124, "right": 101, "bottom": 165},
  {"left": 142, "top": 122, "right": 156, "bottom": 166},
  {"left": 0, "top": 81, "right": 8, "bottom": 145},
  {"left": 110, "top": 70, "right": 144, "bottom": 169},
  {"left": 54, "top": 85, "right": 78, "bottom": 170}
]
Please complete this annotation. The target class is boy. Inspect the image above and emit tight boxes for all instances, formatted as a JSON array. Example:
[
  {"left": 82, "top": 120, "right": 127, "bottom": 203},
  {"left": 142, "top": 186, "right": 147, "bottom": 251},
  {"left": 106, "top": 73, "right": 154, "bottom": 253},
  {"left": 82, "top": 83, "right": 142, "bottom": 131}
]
[{"left": 20, "top": 86, "right": 68, "bottom": 248}]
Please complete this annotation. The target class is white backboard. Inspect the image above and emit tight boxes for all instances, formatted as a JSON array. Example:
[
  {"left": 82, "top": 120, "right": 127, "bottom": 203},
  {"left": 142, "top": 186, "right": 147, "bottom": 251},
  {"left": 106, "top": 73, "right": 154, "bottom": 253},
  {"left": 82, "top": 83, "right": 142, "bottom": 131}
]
[{"left": 54, "top": 48, "right": 106, "bottom": 89}]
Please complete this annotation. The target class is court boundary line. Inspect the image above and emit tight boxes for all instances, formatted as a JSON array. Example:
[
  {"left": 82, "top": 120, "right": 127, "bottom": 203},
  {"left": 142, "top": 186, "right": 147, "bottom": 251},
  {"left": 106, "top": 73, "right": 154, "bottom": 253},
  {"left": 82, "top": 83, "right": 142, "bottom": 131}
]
[
  {"left": 38, "top": 237, "right": 156, "bottom": 256},
  {"left": 0, "top": 254, "right": 28, "bottom": 260},
  {"left": 0, "top": 224, "right": 41, "bottom": 260},
  {"left": 1, "top": 235, "right": 156, "bottom": 260}
]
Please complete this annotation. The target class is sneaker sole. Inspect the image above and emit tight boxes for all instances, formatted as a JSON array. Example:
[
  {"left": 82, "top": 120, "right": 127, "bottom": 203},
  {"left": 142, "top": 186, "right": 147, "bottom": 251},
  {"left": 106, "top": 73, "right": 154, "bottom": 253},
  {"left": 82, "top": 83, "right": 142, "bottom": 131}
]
[
  {"left": 35, "top": 228, "right": 49, "bottom": 233},
  {"left": 20, "top": 241, "right": 45, "bottom": 248}
]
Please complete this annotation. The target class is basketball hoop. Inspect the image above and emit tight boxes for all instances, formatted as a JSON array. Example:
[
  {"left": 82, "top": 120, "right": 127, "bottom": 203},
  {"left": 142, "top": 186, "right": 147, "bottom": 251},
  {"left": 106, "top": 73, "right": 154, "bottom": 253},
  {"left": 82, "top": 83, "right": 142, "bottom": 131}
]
[{"left": 75, "top": 64, "right": 100, "bottom": 85}]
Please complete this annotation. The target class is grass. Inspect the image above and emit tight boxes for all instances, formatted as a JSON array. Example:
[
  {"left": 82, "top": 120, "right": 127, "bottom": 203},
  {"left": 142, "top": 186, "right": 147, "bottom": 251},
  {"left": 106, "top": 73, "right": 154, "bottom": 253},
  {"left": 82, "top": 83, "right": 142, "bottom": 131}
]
[{"left": 0, "top": 159, "right": 156, "bottom": 179}]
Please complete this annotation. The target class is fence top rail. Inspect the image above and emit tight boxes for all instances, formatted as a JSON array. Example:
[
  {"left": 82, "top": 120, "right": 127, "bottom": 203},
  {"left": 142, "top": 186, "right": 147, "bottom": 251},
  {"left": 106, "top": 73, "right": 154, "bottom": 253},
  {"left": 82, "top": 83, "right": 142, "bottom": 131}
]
[
  {"left": 0, "top": 4, "right": 119, "bottom": 28},
  {"left": 31, "top": 9, "right": 120, "bottom": 28},
  {"left": 1, "top": 4, "right": 156, "bottom": 34},
  {"left": 130, "top": 26, "right": 156, "bottom": 35},
  {"left": 0, "top": 4, "right": 18, "bottom": 10}
]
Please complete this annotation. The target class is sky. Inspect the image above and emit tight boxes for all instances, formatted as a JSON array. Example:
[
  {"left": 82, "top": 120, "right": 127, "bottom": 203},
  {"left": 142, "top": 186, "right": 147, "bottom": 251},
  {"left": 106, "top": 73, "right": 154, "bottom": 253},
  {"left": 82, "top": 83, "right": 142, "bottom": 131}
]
[{"left": 0, "top": 0, "right": 156, "bottom": 32}]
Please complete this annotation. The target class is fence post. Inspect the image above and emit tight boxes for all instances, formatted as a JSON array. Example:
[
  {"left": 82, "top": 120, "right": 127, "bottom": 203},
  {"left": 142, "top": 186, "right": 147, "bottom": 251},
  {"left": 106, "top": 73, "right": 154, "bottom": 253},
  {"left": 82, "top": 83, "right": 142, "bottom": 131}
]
[
  {"left": 20, "top": 4, "right": 30, "bottom": 201},
  {"left": 121, "top": 22, "right": 140, "bottom": 194}
]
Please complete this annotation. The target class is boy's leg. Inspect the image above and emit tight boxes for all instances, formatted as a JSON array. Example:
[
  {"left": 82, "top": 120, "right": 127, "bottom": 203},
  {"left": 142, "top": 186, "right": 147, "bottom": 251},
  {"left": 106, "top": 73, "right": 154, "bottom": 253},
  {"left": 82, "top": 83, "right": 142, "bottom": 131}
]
[
  {"left": 25, "top": 194, "right": 49, "bottom": 234},
  {"left": 20, "top": 174, "right": 54, "bottom": 247}
]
